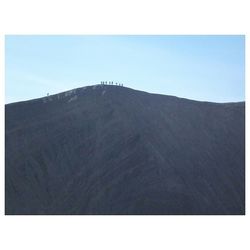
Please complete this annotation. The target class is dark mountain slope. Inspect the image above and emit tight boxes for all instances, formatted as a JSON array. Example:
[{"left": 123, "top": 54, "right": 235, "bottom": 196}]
[{"left": 5, "top": 85, "right": 245, "bottom": 215}]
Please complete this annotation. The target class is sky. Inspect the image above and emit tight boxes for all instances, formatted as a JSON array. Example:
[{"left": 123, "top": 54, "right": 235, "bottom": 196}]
[{"left": 5, "top": 35, "right": 245, "bottom": 103}]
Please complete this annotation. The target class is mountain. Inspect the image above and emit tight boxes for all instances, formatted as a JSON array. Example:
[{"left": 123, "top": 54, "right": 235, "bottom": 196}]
[{"left": 5, "top": 85, "right": 245, "bottom": 215}]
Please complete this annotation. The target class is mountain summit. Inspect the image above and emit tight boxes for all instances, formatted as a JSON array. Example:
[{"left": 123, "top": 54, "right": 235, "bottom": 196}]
[{"left": 5, "top": 85, "right": 245, "bottom": 214}]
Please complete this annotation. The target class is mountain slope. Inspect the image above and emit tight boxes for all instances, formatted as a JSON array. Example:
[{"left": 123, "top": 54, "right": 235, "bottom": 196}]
[{"left": 5, "top": 85, "right": 245, "bottom": 214}]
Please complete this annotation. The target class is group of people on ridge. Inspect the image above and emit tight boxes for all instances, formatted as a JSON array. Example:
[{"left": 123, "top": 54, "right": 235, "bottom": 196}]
[{"left": 100, "top": 81, "right": 123, "bottom": 86}]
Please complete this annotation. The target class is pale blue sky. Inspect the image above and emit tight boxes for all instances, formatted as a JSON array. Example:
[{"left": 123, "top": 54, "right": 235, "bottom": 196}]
[{"left": 5, "top": 35, "right": 244, "bottom": 104}]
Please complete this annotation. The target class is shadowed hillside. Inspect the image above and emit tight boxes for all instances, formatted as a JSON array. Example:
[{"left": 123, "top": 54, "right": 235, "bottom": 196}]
[{"left": 5, "top": 85, "right": 245, "bottom": 215}]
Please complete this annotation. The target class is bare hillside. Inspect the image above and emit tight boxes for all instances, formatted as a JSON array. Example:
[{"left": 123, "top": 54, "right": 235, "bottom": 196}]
[{"left": 5, "top": 85, "right": 245, "bottom": 214}]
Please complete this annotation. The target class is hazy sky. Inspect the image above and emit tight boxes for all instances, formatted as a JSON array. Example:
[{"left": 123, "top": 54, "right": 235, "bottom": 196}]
[{"left": 5, "top": 35, "right": 244, "bottom": 103}]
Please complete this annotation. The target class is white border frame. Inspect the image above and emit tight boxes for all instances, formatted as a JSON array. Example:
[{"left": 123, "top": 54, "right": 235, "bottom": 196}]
[{"left": 0, "top": 1, "right": 249, "bottom": 250}]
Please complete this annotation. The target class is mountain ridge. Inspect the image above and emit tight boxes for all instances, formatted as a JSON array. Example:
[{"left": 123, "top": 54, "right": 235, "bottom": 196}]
[
  {"left": 6, "top": 84, "right": 245, "bottom": 105},
  {"left": 5, "top": 84, "right": 245, "bottom": 215}
]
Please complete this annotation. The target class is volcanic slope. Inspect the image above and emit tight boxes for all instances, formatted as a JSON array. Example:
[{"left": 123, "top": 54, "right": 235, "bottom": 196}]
[{"left": 5, "top": 85, "right": 245, "bottom": 214}]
